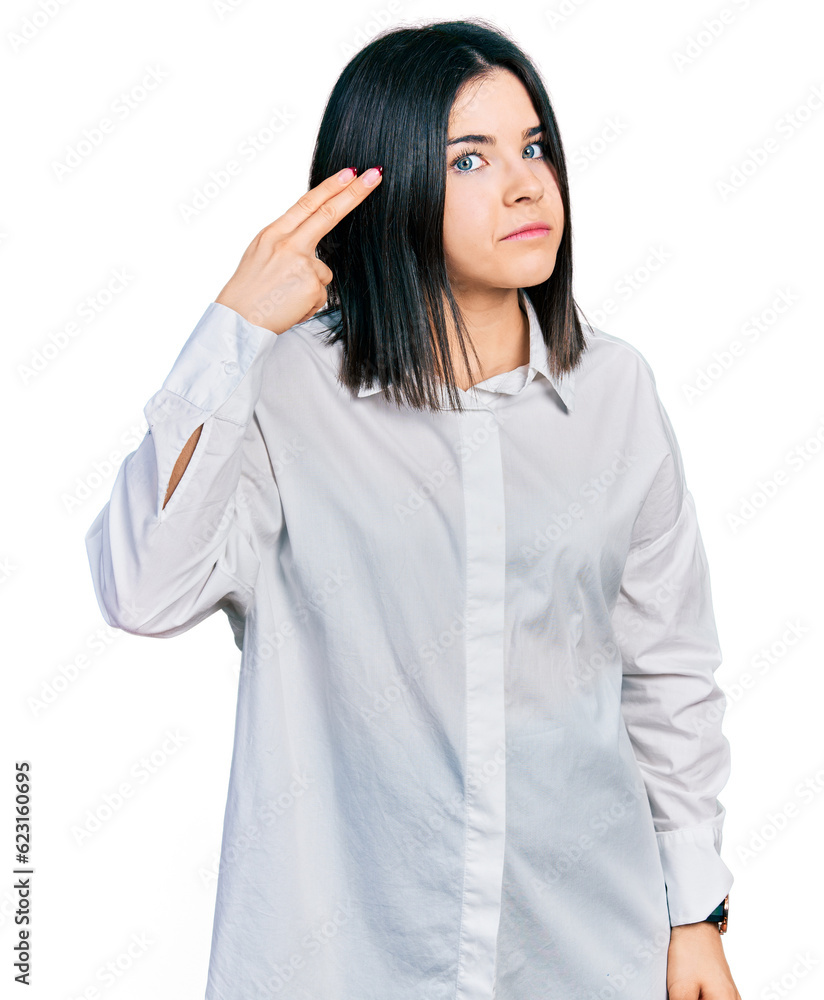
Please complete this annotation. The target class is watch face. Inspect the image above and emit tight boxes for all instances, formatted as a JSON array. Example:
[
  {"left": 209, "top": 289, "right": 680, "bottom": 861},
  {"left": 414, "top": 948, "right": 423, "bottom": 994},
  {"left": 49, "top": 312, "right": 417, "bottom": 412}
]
[{"left": 718, "top": 895, "right": 729, "bottom": 934}]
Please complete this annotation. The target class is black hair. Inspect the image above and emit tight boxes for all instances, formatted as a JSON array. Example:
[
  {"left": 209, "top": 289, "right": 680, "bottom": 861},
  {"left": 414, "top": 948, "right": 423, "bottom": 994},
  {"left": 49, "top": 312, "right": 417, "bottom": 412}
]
[{"left": 309, "top": 16, "right": 590, "bottom": 413}]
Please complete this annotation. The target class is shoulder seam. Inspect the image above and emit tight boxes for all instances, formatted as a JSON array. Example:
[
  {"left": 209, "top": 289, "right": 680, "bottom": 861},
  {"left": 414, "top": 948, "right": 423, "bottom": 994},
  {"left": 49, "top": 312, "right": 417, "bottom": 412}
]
[{"left": 587, "top": 327, "right": 657, "bottom": 385}]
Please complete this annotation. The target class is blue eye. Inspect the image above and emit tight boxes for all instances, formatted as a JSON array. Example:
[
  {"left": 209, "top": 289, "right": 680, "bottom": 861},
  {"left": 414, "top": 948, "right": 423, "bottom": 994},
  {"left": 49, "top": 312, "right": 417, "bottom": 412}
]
[
  {"left": 452, "top": 148, "right": 483, "bottom": 173},
  {"left": 450, "top": 139, "right": 546, "bottom": 174}
]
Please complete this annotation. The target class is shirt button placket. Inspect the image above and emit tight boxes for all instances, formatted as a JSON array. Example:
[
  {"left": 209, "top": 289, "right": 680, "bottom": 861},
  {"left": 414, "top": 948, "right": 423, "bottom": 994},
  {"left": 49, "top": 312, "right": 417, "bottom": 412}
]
[{"left": 454, "top": 399, "right": 508, "bottom": 1000}]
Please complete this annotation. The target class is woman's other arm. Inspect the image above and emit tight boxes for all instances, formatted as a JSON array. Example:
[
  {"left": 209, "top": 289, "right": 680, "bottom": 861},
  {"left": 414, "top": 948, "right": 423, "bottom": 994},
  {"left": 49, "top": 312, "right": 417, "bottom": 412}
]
[{"left": 611, "top": 355, "right": 740, "bottom": 997}]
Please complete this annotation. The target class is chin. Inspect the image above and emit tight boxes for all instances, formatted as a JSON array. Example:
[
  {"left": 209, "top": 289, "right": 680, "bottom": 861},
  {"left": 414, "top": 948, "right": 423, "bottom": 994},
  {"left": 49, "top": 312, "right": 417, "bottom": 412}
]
[{"left": 509, "top": 261, "right": 559, "bottom": 288}]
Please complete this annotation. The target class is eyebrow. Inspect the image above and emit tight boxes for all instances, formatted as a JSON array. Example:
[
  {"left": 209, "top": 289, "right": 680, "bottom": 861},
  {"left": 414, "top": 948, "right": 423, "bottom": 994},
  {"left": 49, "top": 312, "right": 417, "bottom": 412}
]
[{"left": 446, "top": 124, "right": 543, "bottom": 147}]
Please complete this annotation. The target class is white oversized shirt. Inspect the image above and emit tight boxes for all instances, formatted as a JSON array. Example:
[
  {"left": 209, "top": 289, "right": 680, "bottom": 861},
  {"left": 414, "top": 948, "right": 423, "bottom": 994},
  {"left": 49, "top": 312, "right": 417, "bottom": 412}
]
[{"left": 85, "top": 288, "right": 734, "bottom": 1000}]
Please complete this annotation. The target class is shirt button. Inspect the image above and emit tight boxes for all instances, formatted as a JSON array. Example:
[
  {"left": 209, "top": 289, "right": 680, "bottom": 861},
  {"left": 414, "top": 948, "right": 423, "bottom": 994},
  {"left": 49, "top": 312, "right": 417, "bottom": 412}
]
[{"left": 223, "top": 361, "right": 238, "bottom": 375}]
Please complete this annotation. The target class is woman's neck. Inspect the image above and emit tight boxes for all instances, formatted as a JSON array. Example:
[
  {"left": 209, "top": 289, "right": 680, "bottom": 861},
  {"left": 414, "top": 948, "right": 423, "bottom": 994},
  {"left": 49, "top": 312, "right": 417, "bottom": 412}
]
[{"left": 435, "top": 288, "right": 530, "bottom": 390}]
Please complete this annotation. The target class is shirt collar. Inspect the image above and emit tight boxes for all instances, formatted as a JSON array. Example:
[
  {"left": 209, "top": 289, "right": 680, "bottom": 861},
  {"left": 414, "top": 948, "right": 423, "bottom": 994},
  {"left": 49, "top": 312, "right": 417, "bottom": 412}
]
[{"left": 356, "top": 289, "right": 575, "bottom": 412}]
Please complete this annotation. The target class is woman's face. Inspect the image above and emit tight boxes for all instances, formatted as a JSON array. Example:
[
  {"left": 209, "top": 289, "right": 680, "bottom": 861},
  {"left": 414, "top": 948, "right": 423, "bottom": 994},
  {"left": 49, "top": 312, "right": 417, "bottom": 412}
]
[{"left": 443, "top": 68, "right": 565, "bottom": 298}]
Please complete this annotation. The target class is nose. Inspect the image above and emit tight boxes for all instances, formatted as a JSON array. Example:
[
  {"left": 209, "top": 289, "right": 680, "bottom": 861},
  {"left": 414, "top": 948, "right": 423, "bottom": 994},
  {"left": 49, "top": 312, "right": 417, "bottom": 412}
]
[{"left": 504, "top": 154, "right": 546, "bottom": 201}]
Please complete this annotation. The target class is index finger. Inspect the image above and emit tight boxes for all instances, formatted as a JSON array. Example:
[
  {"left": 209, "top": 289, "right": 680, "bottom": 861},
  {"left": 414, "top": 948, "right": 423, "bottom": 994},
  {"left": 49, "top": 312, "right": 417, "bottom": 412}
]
[{"left": 278, "top": 166, "right": 383, "bottom": 247}]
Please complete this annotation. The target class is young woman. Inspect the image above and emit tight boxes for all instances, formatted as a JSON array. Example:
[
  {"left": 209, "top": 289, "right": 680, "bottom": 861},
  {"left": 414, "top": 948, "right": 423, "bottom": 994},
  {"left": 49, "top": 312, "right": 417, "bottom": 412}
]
[{"left": 86, "top": 18, "right": 742, "bottom": 1000}]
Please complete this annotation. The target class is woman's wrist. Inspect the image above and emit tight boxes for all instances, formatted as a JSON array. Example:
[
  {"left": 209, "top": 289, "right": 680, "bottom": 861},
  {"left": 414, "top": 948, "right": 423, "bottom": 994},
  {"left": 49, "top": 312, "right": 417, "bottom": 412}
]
[{"left": 670, "top": 920, "right": 722, "bottom": 938}]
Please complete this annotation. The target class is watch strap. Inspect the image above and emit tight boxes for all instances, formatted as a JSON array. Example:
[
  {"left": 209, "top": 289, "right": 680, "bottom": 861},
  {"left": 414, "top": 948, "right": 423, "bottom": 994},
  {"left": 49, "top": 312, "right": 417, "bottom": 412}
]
[{"left": 704, "top": 893, "right": 729, "bottom": 934}]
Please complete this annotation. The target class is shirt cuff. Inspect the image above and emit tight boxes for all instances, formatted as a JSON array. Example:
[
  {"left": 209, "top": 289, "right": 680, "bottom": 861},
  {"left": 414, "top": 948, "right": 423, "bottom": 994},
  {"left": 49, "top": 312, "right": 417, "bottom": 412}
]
[
  {"left": 147, "top": 300, "right": 277, "bottom": 426},
  {"left": 657, "top": 815, "right": 735, "bottom": 926}
]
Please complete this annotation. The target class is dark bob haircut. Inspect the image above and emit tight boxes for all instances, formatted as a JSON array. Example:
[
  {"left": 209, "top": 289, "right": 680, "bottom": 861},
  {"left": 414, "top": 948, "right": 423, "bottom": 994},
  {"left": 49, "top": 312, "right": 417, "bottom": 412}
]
[{"left": 309, "top": 17, "right": 590, "bottom": 413}]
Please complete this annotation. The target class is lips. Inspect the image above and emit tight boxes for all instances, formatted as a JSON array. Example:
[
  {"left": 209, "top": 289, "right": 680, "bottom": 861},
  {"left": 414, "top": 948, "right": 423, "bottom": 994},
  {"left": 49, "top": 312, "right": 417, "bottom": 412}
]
[{"left": 502, "top": 221, "right": 551, "bottom": 240}]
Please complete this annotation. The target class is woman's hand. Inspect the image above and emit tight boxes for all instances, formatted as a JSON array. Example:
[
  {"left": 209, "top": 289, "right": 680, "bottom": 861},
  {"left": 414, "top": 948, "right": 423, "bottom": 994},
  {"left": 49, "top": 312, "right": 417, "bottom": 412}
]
[
  {"left": 667, "top": 921, "right": 742, "bottom": 999},
  {"left": 215, "top": 165, "right": 383, "bottom": 334}
]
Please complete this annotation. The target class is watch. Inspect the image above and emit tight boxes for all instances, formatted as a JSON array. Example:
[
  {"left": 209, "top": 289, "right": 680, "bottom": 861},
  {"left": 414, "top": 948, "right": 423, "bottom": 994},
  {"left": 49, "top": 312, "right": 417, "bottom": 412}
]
[{"left": 704, "top": 893, "right": 729, "bottom": 934}]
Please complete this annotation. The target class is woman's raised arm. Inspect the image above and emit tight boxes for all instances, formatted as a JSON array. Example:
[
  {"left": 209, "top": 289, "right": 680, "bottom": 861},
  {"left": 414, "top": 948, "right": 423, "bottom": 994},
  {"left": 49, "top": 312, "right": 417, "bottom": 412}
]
[{"left": 85, "top": 166, "right": 383, "bottom": 638}]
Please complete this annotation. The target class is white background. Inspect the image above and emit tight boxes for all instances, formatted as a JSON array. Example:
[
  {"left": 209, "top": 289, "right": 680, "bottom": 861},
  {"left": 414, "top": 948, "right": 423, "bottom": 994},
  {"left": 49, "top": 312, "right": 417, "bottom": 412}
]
[{"left": 3, "top": 0, "right": 822, "bottom": 997}]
